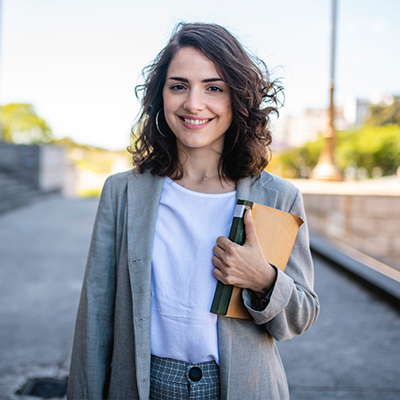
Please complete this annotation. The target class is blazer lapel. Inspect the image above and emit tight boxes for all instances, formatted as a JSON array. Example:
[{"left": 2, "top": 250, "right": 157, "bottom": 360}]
[
  {"left": 126, "top": 170, "right": 163, "bottom": 398},
  {"left": 236, "top": 172, "right": 278, "bottom": 207}
]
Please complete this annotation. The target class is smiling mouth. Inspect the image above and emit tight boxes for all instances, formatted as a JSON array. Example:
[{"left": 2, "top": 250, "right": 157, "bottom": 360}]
[{"left": 180, "top": 117, "right": 212, "bottom": 125}]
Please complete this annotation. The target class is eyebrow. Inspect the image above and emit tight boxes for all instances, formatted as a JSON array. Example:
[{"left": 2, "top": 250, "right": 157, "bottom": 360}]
[{"left": 168, "top": 76, "right": 224, "bottom": 83}]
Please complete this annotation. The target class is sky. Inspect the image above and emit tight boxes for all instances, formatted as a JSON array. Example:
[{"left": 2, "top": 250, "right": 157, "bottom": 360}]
[{"left": 1, "top": 0, "right": 399, "bottom": 150}]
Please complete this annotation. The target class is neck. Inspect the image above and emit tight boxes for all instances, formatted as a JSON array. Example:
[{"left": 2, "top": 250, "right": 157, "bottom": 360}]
[{"left": 173, "top": 148, "right": 235, "bottom": 193}]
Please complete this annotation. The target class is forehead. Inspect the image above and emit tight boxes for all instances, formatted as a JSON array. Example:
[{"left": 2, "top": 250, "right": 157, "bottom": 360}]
[{"left": 166, "top": 47, "right": 222, "bottom": 79}]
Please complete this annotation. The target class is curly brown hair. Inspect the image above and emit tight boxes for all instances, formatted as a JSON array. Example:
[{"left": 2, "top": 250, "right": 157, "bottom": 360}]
[{"left": 129, "top": 22, "right": 283, "bottom": 181}]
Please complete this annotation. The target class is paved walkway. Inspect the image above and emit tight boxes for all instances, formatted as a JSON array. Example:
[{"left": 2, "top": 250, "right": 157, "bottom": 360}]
[
  {"left": 0, "top": 197, "right": 399, "bottom": 399},
  {"left": 0, "top": 197, "right": 97, "bottom": 399}
]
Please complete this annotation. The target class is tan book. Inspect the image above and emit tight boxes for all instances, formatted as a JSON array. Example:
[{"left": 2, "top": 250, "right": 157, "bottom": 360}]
[{"left": 211, "top": 200, "right": 303, "bottom": 319}]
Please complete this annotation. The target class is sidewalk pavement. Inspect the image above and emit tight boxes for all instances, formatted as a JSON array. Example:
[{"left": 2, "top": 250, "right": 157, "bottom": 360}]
[
  {"left": 0, "top": 197, "right": 399, "bottom": 400},
  {"left": 0, "top": 197, "right": 98, "bottom": 399}
]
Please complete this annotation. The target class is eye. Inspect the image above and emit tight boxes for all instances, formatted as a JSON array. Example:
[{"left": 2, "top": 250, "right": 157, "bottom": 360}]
[
  {"left": 207, "top": 85, "right": 223, "bottom": 93},
  {"left": 170, "top": 84, "right": 187, "bottom": 91}
]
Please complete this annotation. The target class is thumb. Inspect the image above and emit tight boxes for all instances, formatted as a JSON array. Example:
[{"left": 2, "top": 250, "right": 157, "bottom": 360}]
[{"left": 244, "top": 209, "right": 259, "bottom": 246}]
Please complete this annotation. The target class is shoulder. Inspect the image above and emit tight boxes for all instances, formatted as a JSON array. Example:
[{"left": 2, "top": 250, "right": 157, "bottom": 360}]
[
  {"left": 102, "top": 169, "right": 164, "bottom": 206},
  {"left": 98, "top": 170, "right": 131, "bottom": 201},
  {"left": 259, "top": 170, "right": 298, "bottom": 194},
  {"left": 262, "top": 171, "right": 306, "bottom": 216},
  {"left": 248, "top": 170, "right": 300, "bottom": 199},
  {"left": 105, "top": 169, "right": 134, "bottom": 186},
  {"left": 238, "top": 170, "right": 302, "bottom": 213},
  {"left": 104, "top": 168, "right": 159, "bottom": 191},
  {"left": 262, "top": 171, "right": 300, "bottom": 201},
  {"left": 261, "top": 171, "right": 301, "bottom": 211},
  {"left": 98, "top": 169, "right": 163, "bottom": 217}
]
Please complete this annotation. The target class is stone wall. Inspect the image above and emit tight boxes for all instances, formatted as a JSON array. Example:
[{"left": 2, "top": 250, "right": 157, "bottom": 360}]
[
  {"left": 302, "top": 192, "right": 400, "bottom": 271},
  {"left": 0, "top": 143, "right": 65, "bottom": 192}
]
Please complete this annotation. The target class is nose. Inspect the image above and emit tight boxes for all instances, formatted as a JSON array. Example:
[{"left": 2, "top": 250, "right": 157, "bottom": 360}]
[{"left": 183, "top": 88, "right": 205, "bottom": 113}]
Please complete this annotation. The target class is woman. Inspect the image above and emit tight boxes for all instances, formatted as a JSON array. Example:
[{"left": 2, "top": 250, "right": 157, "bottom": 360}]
[{"left": 68, "top": 22, "right": 319, "bottom": 400}]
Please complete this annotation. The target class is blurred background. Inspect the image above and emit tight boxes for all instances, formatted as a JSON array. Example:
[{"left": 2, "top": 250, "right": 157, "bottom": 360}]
[
  {"left": 1, "top": 0, "right": 400, "bottom": 399},
  {"left": 1, "top": 0, "right": 400, "bottom": 187},
  {"left": 1, "top": 0, "right": 399, "bottom": 266}
]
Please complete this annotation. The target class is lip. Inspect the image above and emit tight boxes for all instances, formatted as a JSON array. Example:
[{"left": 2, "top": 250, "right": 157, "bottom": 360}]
[{"left": 179, "top": 115, "right": 214, "bottom": 129}]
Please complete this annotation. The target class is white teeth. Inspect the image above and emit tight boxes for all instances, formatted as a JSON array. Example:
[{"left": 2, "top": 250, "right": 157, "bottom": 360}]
[{"left": 184, "top": 118, "right": 209, "bottom": 125}]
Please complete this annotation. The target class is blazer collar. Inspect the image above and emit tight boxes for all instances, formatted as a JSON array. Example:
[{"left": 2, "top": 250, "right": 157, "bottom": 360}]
[{"left": 236, "top": 171, "right": 278, "bottom": 208}]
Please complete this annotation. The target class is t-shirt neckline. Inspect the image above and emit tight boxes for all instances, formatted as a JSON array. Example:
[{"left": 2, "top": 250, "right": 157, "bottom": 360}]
[{"left": 165, "top": 176, "right": 236, "bottom": 198}]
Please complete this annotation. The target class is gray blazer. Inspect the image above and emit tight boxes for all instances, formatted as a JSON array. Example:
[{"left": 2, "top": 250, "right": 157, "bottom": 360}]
[{"left": 67, "top": 169, "right": 319, "bottom": 400}]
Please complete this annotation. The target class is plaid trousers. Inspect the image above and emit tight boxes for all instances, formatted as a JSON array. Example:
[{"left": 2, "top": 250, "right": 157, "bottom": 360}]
[{"left": 150, "top": 355, "right": 220, "bottom": 400}]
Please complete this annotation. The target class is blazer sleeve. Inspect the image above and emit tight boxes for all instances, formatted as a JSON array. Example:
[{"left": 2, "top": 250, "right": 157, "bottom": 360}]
[
  {"left": 242, "top": 188, "right": 320, "bottom": 341},
  {"left": 67, "top": 177, "right": 117, "bottom": 399}
]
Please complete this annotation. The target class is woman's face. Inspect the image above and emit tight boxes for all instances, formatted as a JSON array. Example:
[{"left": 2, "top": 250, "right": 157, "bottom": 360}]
[{"left": 162, "top": 47, "right": 232, "bottom": 155}]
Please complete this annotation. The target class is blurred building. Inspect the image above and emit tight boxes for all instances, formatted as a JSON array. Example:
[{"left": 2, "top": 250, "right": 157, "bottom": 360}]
[
  {"left": 273, "top": 107, "right": 348, "bottom": 148},
  {"left": 343, "top": 98, "right": 371, "bottom": 127},
  {"left": 274, "top": 94, "right": 396, "bottom": 148}
]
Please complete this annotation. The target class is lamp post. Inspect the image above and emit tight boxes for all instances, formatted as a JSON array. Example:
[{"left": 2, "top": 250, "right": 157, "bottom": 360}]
[
  {"left": 310, "top": 0, "right": 343, "bottom": 181},
  {"left": 0, "top": 0, "right": 3, "bottom": 141}
]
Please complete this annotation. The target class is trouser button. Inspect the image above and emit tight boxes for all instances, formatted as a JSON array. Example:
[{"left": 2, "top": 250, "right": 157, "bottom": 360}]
[{"left": 188, "top": 367, "right": 202, "bottom": 381}]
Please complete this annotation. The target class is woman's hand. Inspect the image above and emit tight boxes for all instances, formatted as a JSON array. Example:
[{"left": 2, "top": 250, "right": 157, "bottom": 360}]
[{"left": 212, "top": 209, "right": 277, "bottom": 299}]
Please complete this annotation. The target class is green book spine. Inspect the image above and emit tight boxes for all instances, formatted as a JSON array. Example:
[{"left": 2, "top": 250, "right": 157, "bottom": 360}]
[{"left": 210, "top": 200, "right": 254, "bottom": 315}]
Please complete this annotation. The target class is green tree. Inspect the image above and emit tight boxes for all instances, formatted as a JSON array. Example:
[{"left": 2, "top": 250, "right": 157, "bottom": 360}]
[
  {"left": 270, "top": 137, "right": 324, "bottom": 178},
  {"left": 366, "top": 96, "right": 400, "bottom": 126},
  {"left": 0, "top": 103, "right": 53, "bottom": 144},
  {"left": 273, "top": 124, "right": 400, "bottom": 179},
  {"left": 336, "top": 124, "right": 400, "bottom": 177}
]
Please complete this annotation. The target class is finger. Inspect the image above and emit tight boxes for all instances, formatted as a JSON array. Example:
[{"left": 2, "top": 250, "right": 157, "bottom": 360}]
[
  {"left": 212, "top": 257, "right": 228, "bottom": 277},
  {"left": 213, "top": 245, "right": 225, "bottom": 259},
  {"left": 213, "top": 263, "right": 240, "bottom": 286},
  {"left": 216, "top": 235, "right": 232, "bottom": 249},
  {"left": 212, "top": 267, "right": 225, "bottom": 283},
  {"left": 212, "top": 253, "right": 229, "bottom": 270},
  {"left": 243, "top": 209, "right": 259, "bottom": 245}
]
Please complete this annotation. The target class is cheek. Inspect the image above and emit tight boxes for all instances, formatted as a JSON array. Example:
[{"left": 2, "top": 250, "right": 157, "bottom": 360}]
[
  {"left": 162, "top": 94, "right": 179, "bottom": 135},
  {"left": 224, "top": 104, "right": 233, "bottom": 125},
  {"left": 220, "top": 97, "right": 232, "bottom": 119},
  {"left": 163, "top": 92, "right": 178, "bottom": 115},
  {"left": 211, "top": 99, "right": 232, "bottom": 120}
]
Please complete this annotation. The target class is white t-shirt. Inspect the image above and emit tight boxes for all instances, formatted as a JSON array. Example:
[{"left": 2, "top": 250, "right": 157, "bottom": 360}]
[{"left": 151, "top": 177, "right": 236, "bottom": 365}]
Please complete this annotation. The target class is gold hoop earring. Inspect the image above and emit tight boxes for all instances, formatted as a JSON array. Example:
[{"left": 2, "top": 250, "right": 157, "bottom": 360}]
[{"left": 155, "top": 109, "right": 166, "bottom": 137}]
